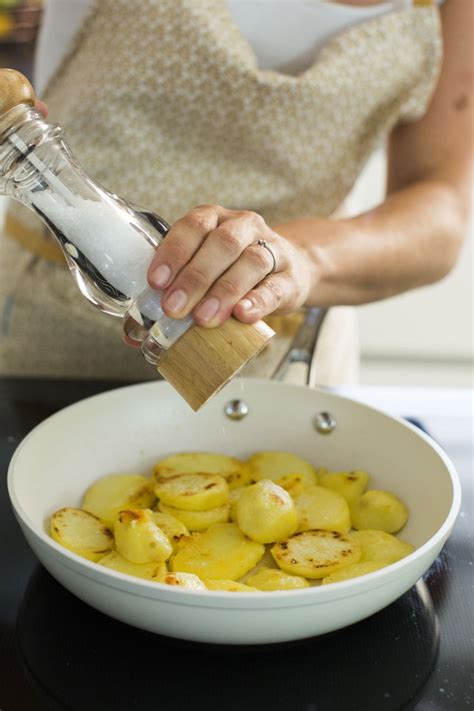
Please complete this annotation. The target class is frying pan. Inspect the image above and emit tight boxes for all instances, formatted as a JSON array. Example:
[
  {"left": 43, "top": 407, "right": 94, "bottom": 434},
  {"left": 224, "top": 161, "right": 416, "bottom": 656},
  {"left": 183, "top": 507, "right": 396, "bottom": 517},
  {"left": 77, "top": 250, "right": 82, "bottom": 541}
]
[{"left": 8, "top": 368, "right": 460, "bottom": 644}]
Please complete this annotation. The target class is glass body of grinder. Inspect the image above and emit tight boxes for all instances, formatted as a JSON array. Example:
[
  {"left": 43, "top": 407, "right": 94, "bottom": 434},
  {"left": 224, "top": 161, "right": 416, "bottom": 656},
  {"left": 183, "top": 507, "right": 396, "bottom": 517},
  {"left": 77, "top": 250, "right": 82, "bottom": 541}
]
[{"left": 0, "top": 70, "right": 274, "bottom": 409}]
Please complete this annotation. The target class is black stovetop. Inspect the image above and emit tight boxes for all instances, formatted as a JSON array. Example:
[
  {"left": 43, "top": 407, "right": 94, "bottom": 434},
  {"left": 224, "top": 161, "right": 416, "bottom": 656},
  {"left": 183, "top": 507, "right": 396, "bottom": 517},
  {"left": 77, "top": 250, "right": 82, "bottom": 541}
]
[{"left": 0, "top": 378, "right": 472, "bottom": 711}]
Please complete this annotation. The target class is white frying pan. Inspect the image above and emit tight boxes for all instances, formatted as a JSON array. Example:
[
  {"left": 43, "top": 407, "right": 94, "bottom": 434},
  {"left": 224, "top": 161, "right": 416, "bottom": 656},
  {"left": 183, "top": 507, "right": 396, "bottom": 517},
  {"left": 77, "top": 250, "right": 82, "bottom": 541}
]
[{"left": 8, "top": 374, "right": 460, "bottom": 645}]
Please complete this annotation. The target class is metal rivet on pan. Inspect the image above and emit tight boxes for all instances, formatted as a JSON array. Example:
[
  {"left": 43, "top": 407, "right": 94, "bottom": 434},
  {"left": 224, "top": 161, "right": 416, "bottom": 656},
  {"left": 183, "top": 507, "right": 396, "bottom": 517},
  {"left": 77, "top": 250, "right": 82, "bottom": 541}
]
[
  {"left": 224, "top": 399, "right": 249, "bottom": 421},
  {"left": 314, "top": 411, "right": 336, "bottom": 434}
]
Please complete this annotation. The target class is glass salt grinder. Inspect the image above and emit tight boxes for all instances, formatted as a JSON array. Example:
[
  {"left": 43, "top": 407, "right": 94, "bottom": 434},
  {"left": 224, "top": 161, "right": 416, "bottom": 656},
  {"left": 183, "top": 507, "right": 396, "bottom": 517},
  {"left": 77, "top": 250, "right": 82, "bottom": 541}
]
[{"left": 0, "top": 69, "right": 274, "bottom": 410}]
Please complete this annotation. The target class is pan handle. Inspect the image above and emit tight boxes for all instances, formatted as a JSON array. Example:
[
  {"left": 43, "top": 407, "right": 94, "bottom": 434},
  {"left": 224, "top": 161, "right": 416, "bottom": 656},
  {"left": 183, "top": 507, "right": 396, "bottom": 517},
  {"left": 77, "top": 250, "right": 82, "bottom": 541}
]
[{"left": 270, "top": 307, "right": 329, "bottom": 385}]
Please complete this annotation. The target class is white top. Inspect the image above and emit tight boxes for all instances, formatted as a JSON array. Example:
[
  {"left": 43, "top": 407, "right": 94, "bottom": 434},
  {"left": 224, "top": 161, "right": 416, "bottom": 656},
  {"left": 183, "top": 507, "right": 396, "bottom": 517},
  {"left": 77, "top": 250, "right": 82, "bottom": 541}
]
[
  {"left": 34, "top": 0, "right": 443, "bottom": 92},
  {"left": 227, "top": 0, "right": 409, "bottom": 75}
]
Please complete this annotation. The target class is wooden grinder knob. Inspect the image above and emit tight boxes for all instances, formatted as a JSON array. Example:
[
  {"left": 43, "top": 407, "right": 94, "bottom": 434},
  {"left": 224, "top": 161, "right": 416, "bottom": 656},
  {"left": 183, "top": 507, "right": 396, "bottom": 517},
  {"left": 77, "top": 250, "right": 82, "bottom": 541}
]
[
  {"left": 158, "top": 318, "right": 275, "bottom": 411},
  {"left": 0, "top": 68, "right": 35, "bottom": 114}
]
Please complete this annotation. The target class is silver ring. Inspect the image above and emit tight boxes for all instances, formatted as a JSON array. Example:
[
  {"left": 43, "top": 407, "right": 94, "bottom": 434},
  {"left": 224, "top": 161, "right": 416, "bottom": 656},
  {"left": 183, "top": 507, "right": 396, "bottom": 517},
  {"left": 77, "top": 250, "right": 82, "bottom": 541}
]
[{"left": 256, "top": 239, "right": 277, "bottom": 275}]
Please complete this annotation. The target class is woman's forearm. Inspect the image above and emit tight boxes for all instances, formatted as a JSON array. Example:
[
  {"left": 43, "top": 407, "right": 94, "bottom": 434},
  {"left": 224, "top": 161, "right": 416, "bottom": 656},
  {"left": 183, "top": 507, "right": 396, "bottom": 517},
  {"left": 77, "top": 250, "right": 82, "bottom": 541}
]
[{"left": 275, "top": 178, "right": 468, "bottom": 307}]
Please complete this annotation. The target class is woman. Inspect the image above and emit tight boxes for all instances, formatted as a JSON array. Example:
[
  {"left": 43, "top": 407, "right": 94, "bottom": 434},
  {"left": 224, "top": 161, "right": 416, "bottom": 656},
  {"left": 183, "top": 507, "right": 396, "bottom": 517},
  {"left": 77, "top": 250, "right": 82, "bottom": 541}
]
[{"left": 1, "top": 0, "right": 472, "bottom": 385}]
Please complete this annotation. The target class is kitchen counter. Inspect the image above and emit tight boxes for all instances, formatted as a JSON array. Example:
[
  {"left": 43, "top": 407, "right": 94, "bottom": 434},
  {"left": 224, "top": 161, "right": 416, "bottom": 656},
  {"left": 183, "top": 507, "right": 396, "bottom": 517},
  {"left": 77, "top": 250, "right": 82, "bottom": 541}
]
[{"left": 0, "top": 378, "right": 472, "bottom": 711}]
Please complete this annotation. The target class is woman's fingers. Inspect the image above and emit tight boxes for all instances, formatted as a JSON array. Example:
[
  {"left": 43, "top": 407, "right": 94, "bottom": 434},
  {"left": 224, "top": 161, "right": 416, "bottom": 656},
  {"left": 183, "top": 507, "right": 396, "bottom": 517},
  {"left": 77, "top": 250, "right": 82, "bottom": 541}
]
[
  {"left": 34, "top": 99, "right": 48, "bottom": 117},
  {"left": 163, "top": 215, "right": 270, "bottom": 320},
  {"left": 141, "top": 204, "right": 313, "bottom": 337},
  {"left": 193, "top": 238, "right": 284, "bottom": 326},
  {"left": 233, "top": 274, "right": 294, "bottom": 323},
  {"left": 147, "top": 205, "right": 224, "bottom": 290},
  {"left": 123, "top": 334, "right": 140, "bottom": 348}
]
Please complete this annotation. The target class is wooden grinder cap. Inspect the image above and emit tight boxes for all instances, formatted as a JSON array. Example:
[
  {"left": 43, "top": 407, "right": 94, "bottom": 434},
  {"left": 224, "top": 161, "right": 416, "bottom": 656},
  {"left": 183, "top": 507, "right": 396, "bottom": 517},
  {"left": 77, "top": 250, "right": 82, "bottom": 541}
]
[
  {"left": 0, "top": 69, "right": 35, "bottom": 114},
  {"left": 158, "top": 317, "right": 274, "bottom": 411}
]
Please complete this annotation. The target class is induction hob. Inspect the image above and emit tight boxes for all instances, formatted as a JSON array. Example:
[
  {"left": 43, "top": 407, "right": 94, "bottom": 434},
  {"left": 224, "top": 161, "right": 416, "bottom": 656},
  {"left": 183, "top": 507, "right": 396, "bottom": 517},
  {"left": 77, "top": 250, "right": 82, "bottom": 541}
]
[{"left": 0, "top": 378, "right": 472, "bottom": 711}]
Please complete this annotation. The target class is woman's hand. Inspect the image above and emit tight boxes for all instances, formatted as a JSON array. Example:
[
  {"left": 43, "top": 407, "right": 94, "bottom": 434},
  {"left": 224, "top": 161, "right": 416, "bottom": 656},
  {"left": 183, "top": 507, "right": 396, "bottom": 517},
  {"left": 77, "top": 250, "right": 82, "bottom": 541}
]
[
  {"left": 147, "top": 205, "right": 314, "bottom": 327},
  {"left": 35, "top": 99, "right": 48, "bottom": 117}
]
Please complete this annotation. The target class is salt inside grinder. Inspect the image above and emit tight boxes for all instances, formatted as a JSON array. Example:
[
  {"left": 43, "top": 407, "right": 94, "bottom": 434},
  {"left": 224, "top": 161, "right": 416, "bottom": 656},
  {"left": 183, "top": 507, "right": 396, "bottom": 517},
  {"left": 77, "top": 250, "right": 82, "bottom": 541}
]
[{"left": 0, "top": 69, "right": 274, "bottom": 409}]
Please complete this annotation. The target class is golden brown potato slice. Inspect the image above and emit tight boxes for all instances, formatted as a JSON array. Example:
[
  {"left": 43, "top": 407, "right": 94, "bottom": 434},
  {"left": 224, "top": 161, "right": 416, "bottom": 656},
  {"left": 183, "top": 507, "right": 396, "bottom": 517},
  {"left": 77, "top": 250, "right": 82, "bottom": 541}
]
[
  {"left": 154, "top": 571, "right": 207, "bottom": 590},
  {"left": 271, "top": 529, "right": 361, "bottom": 579},
  {"left": 351, "top": 490, "right": 409, "bottom": 533},
  {"left": 82, "top": 474, "right": 155, "bottom": 528},
  {"left": 154, "top": 452, "right": 247, "bottom": 489},
  {"left": 319, "top": 470, "right": 369, "bottom": 506},
  {"left": 275, "top": 474, "right": 308, "bottom": 498},
  {"left": 98, "top": 551, "right": 167, "bottom": 580},
  {"left": 154, "top": 472, "right": 228, "bottom": 511},
  {"left": 229, "top": 486, "right": 246, "bottom": 522},
  {"left": 158, "top": 501, "right": 230, "bottom": 531},
  {"left": 114, "top": 509, "right": 172, "bottom": 563},
  {"left": 236, "top": 479, "right": 298, "bottom": 543},
  {"left": 152, "top": 511, "right": 189, "bottom": 551},
  {"left": 239, "top": 546, "right": 280, "bottom": 584},
  {"left": 246, "top": 451, "right": 318, "bottom": 487},
  {"left": 204, "top": 579, "right": 260, "bottom": 592},
  {"left": 321, "top": 561, "right": 387, "bottom": 585},
  {"left": 50, "top": 507, "right": 114, "bottom": 562},
  {"left": 349, "top": 529, "right": 414, "bottom": 564},
  {"left": 294, "top": 486, "right": 351, "bottom": 534},
  {"left": 170, "top": 523, "right": 265, "bottom": 580},
  {"left": 246, "top": 567, "right": 309, "bottom": 591}
]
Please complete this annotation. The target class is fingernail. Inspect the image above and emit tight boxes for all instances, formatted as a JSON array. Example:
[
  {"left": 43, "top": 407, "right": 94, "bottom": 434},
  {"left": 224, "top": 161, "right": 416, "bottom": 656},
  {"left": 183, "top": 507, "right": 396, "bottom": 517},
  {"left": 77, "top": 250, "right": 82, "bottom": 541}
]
[
  {"left": 195, "top": 297, "right": 220, "bottom": 322},
  {"left": 238, "top": 299, "right": 253, "bottom": 311},
  {"left": 150, "top": 264, "right": 171, "bottom": 288},
  {"left": 165, "top": 289, "right": 188, "bottom": 313}
]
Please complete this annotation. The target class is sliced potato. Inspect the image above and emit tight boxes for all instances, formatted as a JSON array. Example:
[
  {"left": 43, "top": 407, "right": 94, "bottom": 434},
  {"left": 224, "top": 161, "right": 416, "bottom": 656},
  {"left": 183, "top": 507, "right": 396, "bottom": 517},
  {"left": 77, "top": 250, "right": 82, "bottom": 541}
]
[
  {"left": 114, "top": 509, "right": 172, "bottom": 563},
  {"left": 158, "top": 501, "right": 230, "bottom": 531},
  {"left": 152, "top": 511, "right": 189, "bottom": 551},
  {"left": 154, "top": 472, "right": 228, "bottom": 511},
  {"left": 204, "top": 579, "right": 260, "bottom": 592},
  {"left": 319, "top": 470, "right": 369, "bottom": 506},
  {"left": 247, "top": 451, "right": 318, "bottom": 487},
  {"left": 82, "top": 474, "right": 155, "bottom": 528},
  {"left": 271, "top": 529, "right": 361, "bottom": 579},
  {"left": 239, "top": 546, "right": 280, "bottom": 583},
  {"left": 98, "top": 551, "right": 167, "bottom": 580},
  {"left": 295, "top": 486, "right": 351, "bottom": 534},
  {"left": 236, "top": 479, "right": 298, "bottom": 543},
  {"left": 349, "top": 529, "right": 414, "bottom": 564},
  {"left": 154, "top": 571, "right": 207, "bottom": 590},
  {"left": 51, "top": 507, "right": 114, "bottom": 562},
  {"left": 275, "top": 474, "right": 308, "bottom": 498},
  {"left": 246, "top": 567, "right": 309, "bottom": 591},
  {"left": 229, "top": 462, "right": 254, "bottom": 489},
  {"left": 229, "top": 486, "right": 246, "bottom": 522},
  {"left": 351, "top": 490, "right": 408, "bottom": 533},
  {"left": 171, "top": 523, "right": 265, "bottom": 580},
  {"left": 321, "top": 561, "right": 387, "bottom": 585},
  {"left": 154, "top": 452, "right": 247, "bottom": 489}
]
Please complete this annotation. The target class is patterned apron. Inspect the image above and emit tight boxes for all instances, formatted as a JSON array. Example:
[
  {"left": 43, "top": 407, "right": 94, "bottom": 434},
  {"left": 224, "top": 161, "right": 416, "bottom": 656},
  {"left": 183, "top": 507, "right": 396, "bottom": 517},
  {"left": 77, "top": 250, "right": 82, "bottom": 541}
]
[{"left": 0, "top": 0, "right": 442, "bottom": 383}]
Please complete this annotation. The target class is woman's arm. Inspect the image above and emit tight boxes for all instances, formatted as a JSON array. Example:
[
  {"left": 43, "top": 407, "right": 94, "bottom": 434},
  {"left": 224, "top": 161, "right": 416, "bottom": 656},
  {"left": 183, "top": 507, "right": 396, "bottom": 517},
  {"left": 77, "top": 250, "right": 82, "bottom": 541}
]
[
  {"left": 275, "top": 0, "right": 473, "bottom": 307},
  {"left": 147, "top": 0, "right": 472, "bottom": 327}
]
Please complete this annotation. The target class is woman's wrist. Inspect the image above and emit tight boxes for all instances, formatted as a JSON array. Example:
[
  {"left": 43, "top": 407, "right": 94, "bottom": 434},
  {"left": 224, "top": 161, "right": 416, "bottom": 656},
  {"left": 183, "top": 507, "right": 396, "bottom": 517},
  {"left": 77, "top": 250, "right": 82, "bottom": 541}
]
[
  {"left": 275, "top": 176, "right": 467, "bottom": 309},
  {"left": 274, "top": 217, "right": 362, "bottom": 308}
]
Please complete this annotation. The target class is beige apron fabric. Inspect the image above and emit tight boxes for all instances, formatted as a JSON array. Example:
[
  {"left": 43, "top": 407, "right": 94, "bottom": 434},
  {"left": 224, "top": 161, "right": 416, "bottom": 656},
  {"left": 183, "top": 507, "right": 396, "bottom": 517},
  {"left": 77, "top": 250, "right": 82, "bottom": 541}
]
[{"left": 0, "top": 0, "right": 442, "bottom": 383}]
